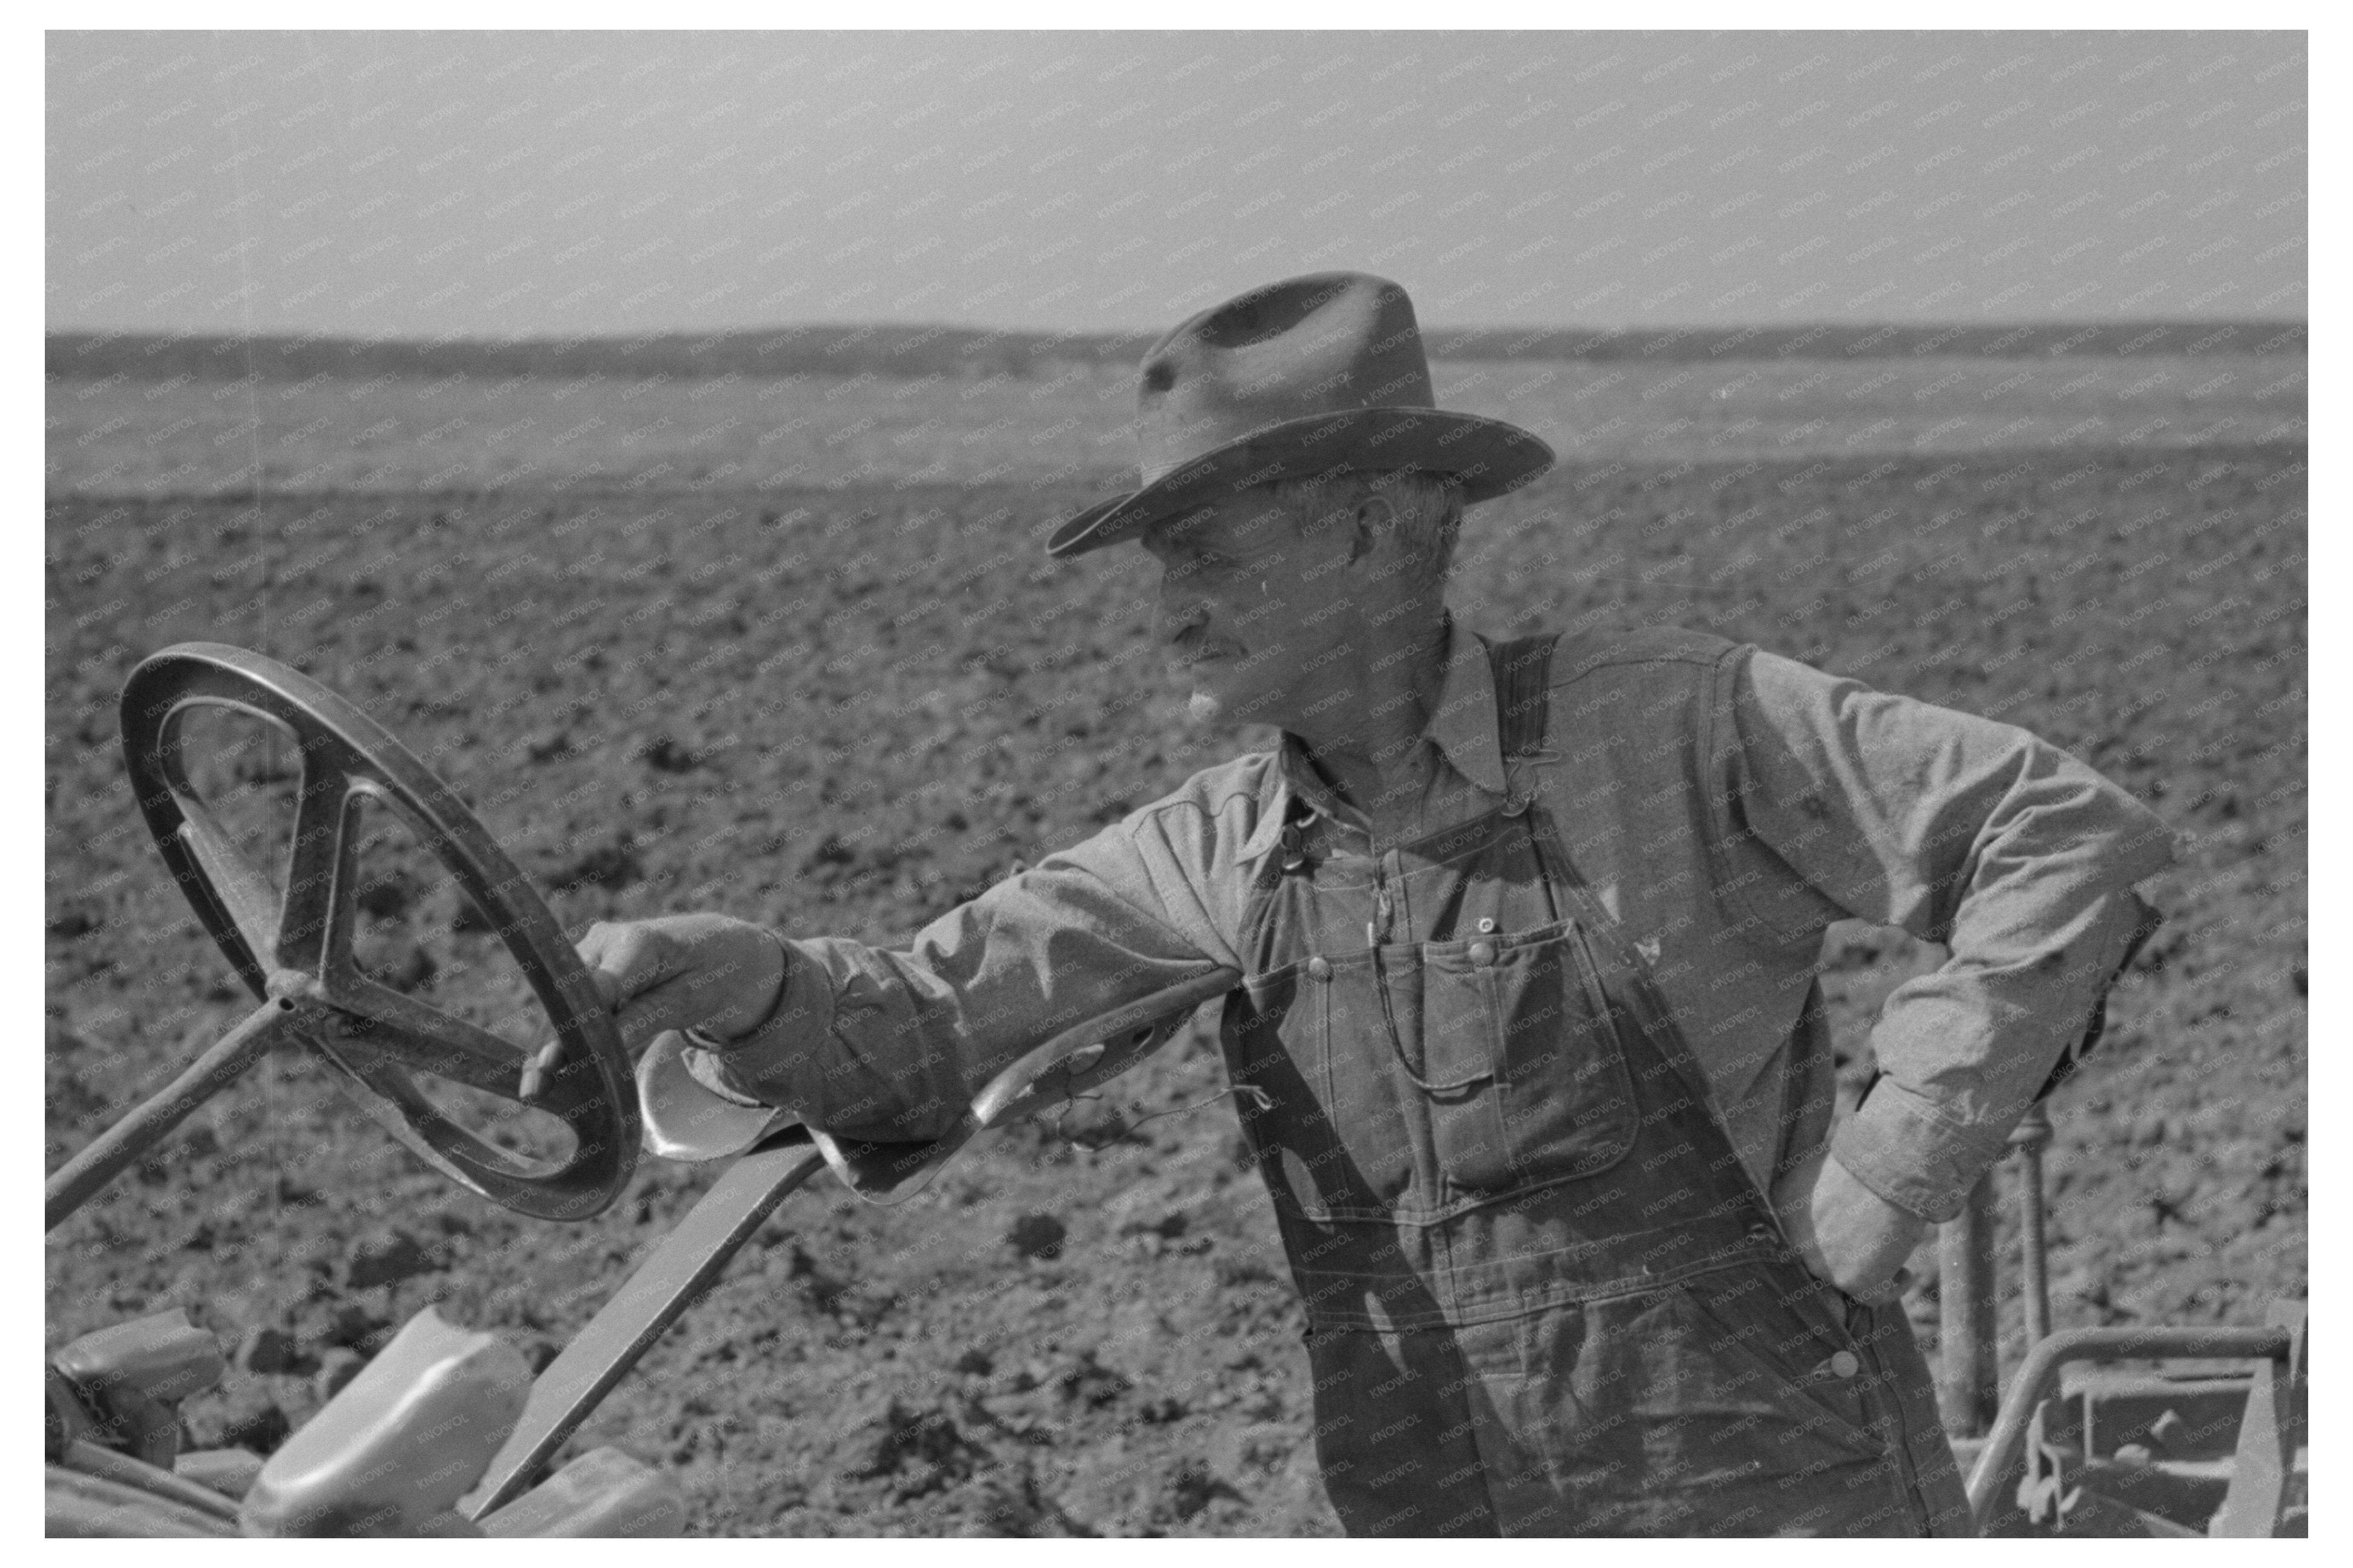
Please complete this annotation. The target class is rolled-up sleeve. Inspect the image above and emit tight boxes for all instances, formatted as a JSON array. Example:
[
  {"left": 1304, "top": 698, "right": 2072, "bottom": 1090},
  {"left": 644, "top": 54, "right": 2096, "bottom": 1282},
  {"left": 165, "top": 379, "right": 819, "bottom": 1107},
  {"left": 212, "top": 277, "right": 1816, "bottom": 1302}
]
[
  {"left": 714, "top": 814, "right": 1235, "bottom": 1143},
  {"left": 1723, "top": 648, "right": 2177, "bottom": 1221}
]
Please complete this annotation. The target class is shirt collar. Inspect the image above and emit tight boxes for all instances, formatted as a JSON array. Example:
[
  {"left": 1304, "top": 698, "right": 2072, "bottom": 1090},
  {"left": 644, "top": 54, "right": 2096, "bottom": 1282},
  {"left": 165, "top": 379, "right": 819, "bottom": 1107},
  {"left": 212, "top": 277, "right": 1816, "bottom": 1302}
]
[{"left": 1240, "top": 615, "right": 1507, "bottom": 864}]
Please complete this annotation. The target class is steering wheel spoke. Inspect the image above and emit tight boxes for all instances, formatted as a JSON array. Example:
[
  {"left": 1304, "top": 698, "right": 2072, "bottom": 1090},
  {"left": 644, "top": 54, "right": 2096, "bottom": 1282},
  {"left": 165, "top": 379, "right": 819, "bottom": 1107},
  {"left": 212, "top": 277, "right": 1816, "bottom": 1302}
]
[
  {"left": 274, "top": 770, "right": 361, "bottom": 978},
  {"left": 309, "top": 1049, "right": 584, "bottom": 1191},
  {"left": 159, "top": 795, "right": 287, "bottom": 993},
  {"left": 313, "top": 983, "right": 538, "bottom": 1103}
]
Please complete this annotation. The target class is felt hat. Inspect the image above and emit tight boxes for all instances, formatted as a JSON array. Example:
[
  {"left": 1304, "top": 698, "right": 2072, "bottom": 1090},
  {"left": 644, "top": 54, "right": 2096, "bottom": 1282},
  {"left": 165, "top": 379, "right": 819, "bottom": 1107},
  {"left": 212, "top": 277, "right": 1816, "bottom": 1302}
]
[{"left": 1046, "top": 271, "right": 1554, "bottom": 559}]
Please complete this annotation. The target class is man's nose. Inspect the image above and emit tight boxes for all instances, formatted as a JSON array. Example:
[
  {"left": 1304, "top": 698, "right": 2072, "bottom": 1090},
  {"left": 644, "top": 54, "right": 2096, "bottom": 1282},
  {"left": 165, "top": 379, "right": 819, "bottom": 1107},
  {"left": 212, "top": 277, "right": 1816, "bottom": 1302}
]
[{"left": 1156, "top": 576, "right": 1209, "bottom": 643}]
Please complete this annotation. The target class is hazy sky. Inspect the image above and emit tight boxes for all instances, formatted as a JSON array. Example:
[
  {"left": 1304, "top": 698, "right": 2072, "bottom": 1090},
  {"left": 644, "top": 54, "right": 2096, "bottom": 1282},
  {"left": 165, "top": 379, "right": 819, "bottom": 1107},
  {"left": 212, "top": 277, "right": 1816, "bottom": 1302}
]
[{"left": 47, "top": 30, "right": 2307, "bottom": 337}]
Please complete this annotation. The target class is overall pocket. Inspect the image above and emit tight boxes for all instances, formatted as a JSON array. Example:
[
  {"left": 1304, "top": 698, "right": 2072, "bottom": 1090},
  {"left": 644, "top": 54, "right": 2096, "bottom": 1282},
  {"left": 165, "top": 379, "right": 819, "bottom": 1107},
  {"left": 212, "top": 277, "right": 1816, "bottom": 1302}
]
[{"left": 1420, "top": 918, "right": 1640, "bottom": 1201}]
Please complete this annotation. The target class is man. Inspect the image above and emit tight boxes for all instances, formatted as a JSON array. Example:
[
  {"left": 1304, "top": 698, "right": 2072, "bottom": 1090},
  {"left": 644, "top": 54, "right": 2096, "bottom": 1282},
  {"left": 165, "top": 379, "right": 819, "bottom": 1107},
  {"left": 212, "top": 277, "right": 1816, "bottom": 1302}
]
[{"left": 575, "top": 273, "right": 2173, "bottom": 1535}]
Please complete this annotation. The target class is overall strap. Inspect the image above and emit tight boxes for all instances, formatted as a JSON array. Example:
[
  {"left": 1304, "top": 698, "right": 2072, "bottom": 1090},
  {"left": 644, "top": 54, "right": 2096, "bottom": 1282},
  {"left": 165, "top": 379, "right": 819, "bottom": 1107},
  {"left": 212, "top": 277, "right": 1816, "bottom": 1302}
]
[
  {"left": 1492, "top": 630, "right": 1746, "bottom": 1149},
  {"left": 1487, "top": 632, "right": 1563, "bottom": 759}
]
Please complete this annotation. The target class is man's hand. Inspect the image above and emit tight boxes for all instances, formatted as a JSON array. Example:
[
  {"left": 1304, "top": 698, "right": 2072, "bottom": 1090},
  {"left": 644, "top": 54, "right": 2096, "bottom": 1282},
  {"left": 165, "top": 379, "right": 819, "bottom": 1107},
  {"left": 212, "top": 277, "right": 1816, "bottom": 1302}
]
[
  {"left": 1770, "top": 1147, "right": 1928, "bottom": 1304},
  {"left": 571, "top": 913, "right": 787, "bottom": 1055}
]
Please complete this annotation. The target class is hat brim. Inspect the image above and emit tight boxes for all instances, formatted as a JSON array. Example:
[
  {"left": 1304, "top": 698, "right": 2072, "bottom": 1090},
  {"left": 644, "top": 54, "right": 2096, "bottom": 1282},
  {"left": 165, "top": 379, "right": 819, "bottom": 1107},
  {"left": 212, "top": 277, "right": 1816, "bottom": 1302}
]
[{"left": 1046, "top": 407, "right": 1554, "bottom": 559}]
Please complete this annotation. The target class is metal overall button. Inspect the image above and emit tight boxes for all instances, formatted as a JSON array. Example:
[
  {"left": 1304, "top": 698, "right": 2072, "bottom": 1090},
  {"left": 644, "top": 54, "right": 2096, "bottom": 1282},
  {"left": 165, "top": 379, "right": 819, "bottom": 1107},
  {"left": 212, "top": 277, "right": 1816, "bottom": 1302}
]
[
  {"left": 1467, "top": 941, "right": 1495, "bottom": 966},
  {"left": 1306, "top": 955, "right": 1332, "bottom": 983}
]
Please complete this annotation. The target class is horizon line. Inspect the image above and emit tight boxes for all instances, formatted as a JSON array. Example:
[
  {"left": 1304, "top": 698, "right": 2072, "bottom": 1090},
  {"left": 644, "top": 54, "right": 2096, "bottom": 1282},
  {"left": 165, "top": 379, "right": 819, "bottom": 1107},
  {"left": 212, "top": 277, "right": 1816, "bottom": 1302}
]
[
  {"left": 46, "top": 317, "right": 2308, "bottom": 384},
  {"left": 46, "top": 313, "right": 2308, "bottom": 347}
]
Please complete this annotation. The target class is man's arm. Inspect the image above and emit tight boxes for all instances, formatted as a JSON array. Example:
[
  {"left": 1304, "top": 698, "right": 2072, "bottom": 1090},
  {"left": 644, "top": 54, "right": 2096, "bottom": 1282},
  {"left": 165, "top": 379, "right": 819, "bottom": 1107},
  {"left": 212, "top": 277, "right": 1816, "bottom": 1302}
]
[
  {"left": 1719, "top": 647, "right": 2175, "bottom": 1283},
  {"left": 581, "top": 808, "right": 1240, "bottom": 1146}
]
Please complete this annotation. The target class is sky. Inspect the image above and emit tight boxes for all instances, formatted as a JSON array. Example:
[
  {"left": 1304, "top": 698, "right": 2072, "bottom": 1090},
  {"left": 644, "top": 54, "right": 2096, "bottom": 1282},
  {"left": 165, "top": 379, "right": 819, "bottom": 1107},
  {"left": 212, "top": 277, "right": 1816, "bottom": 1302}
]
[{"left": 45, "top": 30, "right": 2308, "bottom": 338}]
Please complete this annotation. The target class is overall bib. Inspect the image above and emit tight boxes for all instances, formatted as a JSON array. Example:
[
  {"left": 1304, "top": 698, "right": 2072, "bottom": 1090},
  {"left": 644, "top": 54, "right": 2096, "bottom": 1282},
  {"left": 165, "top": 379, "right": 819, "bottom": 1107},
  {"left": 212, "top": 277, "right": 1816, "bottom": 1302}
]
[{"left": 1217, "top": 634, "right": 1972, "bottom": 1536}]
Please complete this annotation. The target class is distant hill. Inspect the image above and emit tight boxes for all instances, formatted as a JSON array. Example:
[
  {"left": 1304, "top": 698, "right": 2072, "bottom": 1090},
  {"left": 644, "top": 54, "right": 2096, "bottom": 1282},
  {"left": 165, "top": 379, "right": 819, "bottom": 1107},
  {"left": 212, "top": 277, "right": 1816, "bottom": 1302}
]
[{"left": 47, "top": 318, "right": 2305, "bottom": 384}]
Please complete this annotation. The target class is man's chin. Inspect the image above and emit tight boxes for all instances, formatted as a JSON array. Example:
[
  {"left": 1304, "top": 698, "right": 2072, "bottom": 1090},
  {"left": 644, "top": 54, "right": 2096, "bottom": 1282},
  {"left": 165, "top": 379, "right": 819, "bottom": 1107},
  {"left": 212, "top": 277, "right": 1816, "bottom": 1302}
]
[{"left": 1187, "top": 677, "right": 1282, "bottom": 729}]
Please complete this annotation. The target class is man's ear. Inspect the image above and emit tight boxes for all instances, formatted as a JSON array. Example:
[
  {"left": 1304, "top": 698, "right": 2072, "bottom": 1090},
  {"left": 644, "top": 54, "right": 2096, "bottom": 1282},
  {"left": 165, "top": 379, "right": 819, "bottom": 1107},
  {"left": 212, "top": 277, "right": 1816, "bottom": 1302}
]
[{"left": 1347, "top": 494, "right": 1396, "bottom": 567}]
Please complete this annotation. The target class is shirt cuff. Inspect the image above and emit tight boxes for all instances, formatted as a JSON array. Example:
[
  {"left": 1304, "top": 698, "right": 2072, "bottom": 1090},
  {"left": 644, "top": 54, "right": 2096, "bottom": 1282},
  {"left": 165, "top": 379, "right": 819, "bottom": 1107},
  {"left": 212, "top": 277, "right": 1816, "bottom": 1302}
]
[
  {"left": 704, "top": 934, "right": 836, "bottom": 1109},
  {"left": 1829, "top": 1077, "right": 2014, "bottom": 1224}
]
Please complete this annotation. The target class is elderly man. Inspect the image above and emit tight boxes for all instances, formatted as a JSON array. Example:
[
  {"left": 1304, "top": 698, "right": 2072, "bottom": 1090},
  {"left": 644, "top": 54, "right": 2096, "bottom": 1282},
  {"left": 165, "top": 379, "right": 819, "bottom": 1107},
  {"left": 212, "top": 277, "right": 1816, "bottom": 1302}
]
[{"left": 576, "top": 273, "right": 2172, "bottom": 1536}]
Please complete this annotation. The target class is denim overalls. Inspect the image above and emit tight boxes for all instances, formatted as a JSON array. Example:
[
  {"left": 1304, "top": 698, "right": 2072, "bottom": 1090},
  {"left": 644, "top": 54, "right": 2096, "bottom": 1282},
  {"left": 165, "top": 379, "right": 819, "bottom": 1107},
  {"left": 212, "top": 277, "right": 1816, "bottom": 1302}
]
[{"left": 1217, "top": 634, "right": 1973, "bottom": 1536}]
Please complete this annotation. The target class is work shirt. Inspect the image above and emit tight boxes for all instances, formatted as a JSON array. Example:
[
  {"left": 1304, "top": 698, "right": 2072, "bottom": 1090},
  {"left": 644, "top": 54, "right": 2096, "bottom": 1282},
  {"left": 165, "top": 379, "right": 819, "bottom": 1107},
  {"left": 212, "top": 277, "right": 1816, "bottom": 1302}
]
[{"left": 720, "top": 615, "right": 2173, "bottom": 1224}]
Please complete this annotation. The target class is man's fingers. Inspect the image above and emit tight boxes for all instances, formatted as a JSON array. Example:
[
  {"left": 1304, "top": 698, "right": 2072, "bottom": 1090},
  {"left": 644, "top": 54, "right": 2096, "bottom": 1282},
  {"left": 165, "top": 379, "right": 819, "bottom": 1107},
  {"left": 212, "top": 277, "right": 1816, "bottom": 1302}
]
[
  {"left": 612, "top": 983, "right": 702, "bottom": 1055},
  {"left": 518, "top": 1036, "right": 566, "bottom": 1101},
  {"left": 559, "top": 915, "right": 777, "bottom": 1065},
  {"left": 573, "top": 920, "right": 615, "bottom": 975},
  {"left": 575, "top": 922, "right": 670, "bottom": 1010},
  {"left": 535, "top": 987, "right": 689, "bottom": 1073},
  {"left": 530, "top": 924, "right": 662, "bottom": 1096}
]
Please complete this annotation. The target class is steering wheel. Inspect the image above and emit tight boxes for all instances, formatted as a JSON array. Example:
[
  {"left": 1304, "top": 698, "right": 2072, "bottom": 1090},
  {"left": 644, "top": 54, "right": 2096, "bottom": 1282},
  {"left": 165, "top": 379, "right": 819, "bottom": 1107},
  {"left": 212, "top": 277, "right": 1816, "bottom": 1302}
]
[{"left": 116, "top": 643, "right": 638, "bottom": 1221}]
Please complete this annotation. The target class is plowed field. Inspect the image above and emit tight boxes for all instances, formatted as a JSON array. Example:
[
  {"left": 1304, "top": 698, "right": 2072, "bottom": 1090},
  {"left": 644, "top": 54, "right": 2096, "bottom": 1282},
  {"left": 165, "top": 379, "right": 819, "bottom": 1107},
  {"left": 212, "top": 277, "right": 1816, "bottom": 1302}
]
[{"left": 45, "top": 361, "right": 2305, "bottom": 1535}]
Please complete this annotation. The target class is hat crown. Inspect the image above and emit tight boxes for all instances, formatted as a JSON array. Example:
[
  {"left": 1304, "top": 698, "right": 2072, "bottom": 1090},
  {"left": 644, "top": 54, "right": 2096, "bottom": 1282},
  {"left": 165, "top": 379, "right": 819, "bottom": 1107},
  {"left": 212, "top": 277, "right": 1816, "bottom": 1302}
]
[{"left": 1134, "top": 272, "right": 1437, "bottom": 485}]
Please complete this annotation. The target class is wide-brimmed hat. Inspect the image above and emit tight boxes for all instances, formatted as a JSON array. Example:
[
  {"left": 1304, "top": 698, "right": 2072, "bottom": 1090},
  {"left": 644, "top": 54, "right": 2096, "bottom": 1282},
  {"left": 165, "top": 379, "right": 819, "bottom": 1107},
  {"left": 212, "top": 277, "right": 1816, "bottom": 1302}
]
[{"left": 1046, "top": 272, "right": 1554, "bottom": 559}]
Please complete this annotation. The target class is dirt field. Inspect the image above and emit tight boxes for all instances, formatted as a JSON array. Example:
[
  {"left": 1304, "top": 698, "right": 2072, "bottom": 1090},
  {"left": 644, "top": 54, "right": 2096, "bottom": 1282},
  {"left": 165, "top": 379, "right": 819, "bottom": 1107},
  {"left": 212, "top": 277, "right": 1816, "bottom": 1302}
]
[{"left": 45, "top": 362, "right": 2304, "bottom": 1535}]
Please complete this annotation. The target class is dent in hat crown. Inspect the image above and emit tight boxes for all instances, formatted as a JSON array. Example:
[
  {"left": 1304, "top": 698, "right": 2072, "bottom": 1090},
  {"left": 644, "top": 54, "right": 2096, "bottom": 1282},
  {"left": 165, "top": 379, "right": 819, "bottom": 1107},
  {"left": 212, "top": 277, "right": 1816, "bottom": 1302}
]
[{"left": 1134, "top": 272, "right": 1437, "bottom": 485}]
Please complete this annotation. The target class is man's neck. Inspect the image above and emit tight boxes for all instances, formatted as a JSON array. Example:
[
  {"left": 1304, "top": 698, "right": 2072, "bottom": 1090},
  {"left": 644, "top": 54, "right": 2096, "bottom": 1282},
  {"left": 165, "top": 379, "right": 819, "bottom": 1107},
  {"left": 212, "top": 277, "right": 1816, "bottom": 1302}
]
[{"left": 1281, "top": 609, "right": 1451, "bottom": 825}]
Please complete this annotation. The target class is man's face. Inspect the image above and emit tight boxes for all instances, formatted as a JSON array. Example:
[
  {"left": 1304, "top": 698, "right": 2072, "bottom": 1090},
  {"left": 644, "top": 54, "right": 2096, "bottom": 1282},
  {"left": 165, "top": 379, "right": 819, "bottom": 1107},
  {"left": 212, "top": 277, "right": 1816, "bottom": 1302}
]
[{"left": 1140, "top": 485, "right": 1362, "bottom": 729}]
